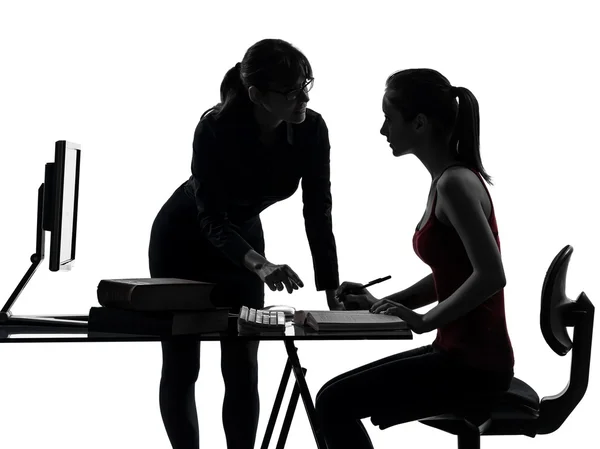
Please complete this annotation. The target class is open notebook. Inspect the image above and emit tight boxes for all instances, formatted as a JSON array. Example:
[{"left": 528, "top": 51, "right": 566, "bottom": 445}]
[{"left": 294, "top": 310, "right": 407, "bottom": 332}]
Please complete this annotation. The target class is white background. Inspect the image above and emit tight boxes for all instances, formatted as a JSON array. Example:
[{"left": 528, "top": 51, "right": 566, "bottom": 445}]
[{"left": 0, "top": 1, "right": 598, "bottom": 448}]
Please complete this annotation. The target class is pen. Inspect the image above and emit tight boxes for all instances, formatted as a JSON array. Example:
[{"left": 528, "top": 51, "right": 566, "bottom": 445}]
[{"left": 336, "top": 275, "right": 392, "bottom": 298}]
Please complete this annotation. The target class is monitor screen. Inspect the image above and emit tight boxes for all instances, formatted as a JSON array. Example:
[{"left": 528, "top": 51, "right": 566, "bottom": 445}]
[{"left": 49, "top": 141, "right": 81, "bottom": 272}]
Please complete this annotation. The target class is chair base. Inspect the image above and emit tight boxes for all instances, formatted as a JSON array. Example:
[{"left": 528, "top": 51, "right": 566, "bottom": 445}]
[
  {"left": 420, "top": 413, "right": 490, "bottom": 449},
  {"left": 457, "top": 432, "right": 481, "bottom": 449}
]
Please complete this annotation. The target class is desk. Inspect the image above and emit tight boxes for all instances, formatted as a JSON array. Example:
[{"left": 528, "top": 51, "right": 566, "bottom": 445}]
[{"left": 0, "top": 317, "right": 412, "bottom": 449}]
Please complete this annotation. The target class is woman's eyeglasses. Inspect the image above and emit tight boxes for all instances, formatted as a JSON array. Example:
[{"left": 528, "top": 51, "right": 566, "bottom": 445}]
[{"left": 269, "top": 78, "right": 314, "bottom": 101}]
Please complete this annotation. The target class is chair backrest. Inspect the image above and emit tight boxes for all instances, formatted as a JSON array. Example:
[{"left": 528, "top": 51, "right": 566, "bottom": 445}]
[{"left": 537, "top": 244, "right": 594, "bottom": 435}]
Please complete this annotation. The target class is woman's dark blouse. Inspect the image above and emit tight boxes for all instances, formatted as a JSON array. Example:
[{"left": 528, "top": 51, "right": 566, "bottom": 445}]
[{"left": 181, "top": 107, "right": 339, "bottom": 291}]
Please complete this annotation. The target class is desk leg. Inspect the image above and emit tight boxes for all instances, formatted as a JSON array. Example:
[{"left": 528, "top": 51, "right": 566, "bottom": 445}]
[
  {"left": 276, "top": 366, "right": 305, "bottom": 449},
  {"left": 261, "top": 360, "right": 292, "bottom": 449},
  {"left": 261, "top": 358, "right": 307, "bottom": 449},
  {"left": 284, "top": 340, "right": 328, "bottom": 449}
]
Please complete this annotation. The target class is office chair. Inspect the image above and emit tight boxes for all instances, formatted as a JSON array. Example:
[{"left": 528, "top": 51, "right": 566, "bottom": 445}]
[{"left": 371, "top": 244, "right": 594, "bottom": 449}]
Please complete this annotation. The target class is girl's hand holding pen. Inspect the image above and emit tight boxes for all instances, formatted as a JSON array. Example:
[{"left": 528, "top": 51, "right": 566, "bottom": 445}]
[
  {"left": 335, "top": 275, "right": 392, "bottom": 310},
  {"left": 335, "top": 281, "right": 379, "bottom": 310}
]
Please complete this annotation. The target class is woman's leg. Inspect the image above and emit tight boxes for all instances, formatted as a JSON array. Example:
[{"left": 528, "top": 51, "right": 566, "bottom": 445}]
[
  {"left": 149, "top": 203, "right": 266, "bottom": 449},
  {"left": 315, "top": 345, "right": 496, "bottom": 449},
  {"left": 159, "top": 339, "right": 202, "bottom": 449},
  {"left": 217, "top": 274, "right": 264, "bottom": 449},
  {"left": 149, "top": 194, "right": 204, "bottom": 449},
  {"left": 220, "top": 339, "right": 260, "bottom": 449}
]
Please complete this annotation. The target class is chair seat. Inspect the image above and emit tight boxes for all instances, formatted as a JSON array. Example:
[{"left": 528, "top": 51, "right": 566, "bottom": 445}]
[
  {"left": 497, "top": 377, "right": 540, "bottom": 412},
  {"left": 371, "top": 377, "right": 540, "bottom": 431}
]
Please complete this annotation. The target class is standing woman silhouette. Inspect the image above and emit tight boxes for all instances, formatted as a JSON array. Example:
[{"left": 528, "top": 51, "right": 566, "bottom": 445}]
[
  {"left": 148, "top": 39, "right": 341, "bottom": 449},
  {"left": 316, "top": 69, "right": 515, "bottom": 449}
]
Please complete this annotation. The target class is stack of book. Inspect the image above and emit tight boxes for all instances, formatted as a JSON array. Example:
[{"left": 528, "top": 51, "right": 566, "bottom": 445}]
[{"left": 88, "top": 278, "right": 230, "bottom": 336}]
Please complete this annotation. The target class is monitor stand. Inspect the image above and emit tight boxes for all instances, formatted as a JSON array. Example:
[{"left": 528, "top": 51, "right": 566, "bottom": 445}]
[{"left": 0, "top": 184, "right": 87, "bottom": 330}]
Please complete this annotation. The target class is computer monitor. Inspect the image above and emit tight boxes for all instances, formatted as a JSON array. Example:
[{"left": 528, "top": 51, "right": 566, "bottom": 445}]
[
  {"left": 46, "top": 140, "right": 81, "bottom": 272},
  {"left": 0, "top": 140, "right": 86, "bottom": 330}
]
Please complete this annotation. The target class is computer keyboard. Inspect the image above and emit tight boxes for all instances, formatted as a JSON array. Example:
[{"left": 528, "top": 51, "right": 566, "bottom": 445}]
[{"left": 237, "top": 306, "right": 286, "bottom": 333}]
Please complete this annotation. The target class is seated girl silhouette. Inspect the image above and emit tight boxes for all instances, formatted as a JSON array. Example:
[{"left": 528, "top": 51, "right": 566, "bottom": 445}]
[{"left": 316, "top": 68, "right": 514, "bottom": 449}]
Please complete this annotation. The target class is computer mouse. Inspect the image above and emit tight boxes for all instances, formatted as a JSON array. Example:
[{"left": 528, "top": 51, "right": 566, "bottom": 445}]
[{"left": 263, "top": 305, "right": 296, "bottom": 318}]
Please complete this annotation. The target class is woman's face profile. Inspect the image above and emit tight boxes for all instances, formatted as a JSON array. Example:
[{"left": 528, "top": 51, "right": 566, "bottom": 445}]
[{"left": 250, "top": 75, "right": 310, "bottom": 125}]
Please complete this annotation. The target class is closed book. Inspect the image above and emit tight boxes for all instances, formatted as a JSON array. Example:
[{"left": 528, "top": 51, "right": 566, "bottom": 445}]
[
  {"left": 88, "top": 307, "right": 229, "bottom": 336},
  {"left": 97, "top": 278, "right": 215, "bottom": 312},
  {"left": 295, "top": 310, "right": 406, "bottom": 332}
]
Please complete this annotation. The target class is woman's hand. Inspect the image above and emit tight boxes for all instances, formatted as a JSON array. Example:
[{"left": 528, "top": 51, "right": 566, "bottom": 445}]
[
  {"left": 255, "top": 262, "right": 304, "bottom": 293},
  {"left": 335, "top": 281, "right": 378, "bottom": 310},
  {"left": 371, "top": 299, "right": 431, "bottom": 334}
]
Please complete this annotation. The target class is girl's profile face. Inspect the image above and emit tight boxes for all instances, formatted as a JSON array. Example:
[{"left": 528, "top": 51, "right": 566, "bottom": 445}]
[{"left": 381, "top": 94, "right": 416, "bottom": 157}]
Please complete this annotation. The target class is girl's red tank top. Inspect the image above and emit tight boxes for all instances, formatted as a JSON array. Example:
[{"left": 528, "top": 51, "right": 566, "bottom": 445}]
[{"left": 413, "top": 165, "right": 515, "bottom": 373}]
